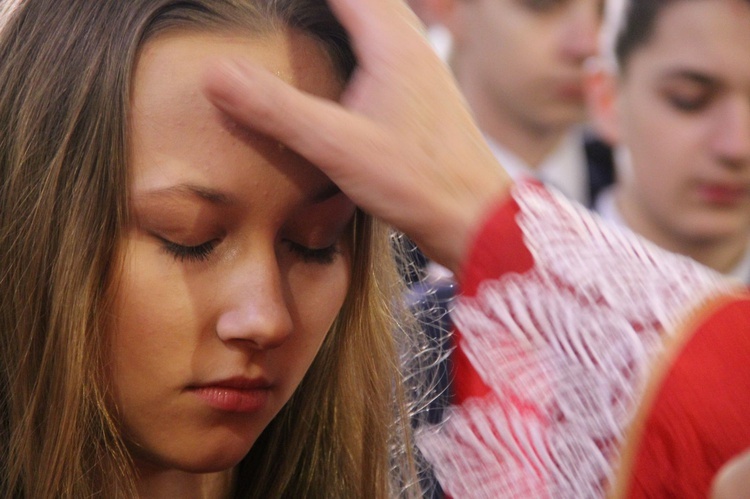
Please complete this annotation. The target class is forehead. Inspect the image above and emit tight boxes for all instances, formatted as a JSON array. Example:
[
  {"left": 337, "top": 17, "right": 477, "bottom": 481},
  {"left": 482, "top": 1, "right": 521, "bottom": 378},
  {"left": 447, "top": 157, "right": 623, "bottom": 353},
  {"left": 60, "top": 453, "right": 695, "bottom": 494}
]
[
  {"left": 132, "top": 28, "right": 340, "bottom": 122},
  {"left": 129, "top": 30, "right": 342, "bottom": 195},
  {"left": 634, "top": 0, "right": 750, "bottom": 78}
]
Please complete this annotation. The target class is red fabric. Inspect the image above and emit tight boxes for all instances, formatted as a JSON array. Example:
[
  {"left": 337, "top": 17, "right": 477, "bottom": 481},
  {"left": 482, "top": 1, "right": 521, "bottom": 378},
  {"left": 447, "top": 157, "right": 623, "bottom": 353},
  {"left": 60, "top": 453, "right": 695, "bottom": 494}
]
[
  {"left": 453, "top": 194, "right": 535, "bottom": 403},
  {"left": 626, "top": 297, "right": 750, "bottom": 498}
]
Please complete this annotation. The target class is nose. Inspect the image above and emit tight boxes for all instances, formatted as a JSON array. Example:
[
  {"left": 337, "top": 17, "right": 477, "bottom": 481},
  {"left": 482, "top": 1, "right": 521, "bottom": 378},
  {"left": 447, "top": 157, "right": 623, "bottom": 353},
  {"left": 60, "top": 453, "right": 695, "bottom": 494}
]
[
  {"left": 561, "top": 0, "right": 602, "bottom": 62},
  {"left": 711, "top": 97, "right": 750, "bottom": 166},
  {"left": 215, "top": 251, "right": 294, "bottom": 350}
]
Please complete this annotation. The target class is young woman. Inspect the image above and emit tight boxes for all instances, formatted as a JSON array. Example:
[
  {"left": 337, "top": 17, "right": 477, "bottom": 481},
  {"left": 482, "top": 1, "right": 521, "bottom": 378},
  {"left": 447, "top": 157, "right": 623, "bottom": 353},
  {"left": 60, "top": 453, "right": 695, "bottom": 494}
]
[
  {"left": 205, "top": 0, "right": 750, "bottom": 496},
  {"left": 588, "top": 0, "right": 750, "bottom": 282},
  {"left": 0, "top": 0, "right": 426, "bottom": 497}
]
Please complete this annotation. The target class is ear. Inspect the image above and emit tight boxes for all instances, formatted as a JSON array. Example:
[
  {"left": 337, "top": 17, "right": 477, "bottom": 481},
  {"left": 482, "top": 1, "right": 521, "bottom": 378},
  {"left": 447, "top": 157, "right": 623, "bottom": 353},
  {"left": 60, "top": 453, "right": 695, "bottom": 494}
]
[
  {"left": 420, "top": 0, "right": 464, "bottom": 37},
  {"left": 584, "top": 60, "right": 623, "bottom": 145}
]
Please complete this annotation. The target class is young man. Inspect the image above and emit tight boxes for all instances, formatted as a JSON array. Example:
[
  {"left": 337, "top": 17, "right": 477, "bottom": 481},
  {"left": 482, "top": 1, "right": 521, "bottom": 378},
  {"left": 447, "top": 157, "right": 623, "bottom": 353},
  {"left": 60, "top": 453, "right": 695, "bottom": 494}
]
[
  {"left": 587, "top": 0, "right": 750, "bottom": 283},
  {"left": 419, "top": 0, "right": 612, "bottom": 207}
]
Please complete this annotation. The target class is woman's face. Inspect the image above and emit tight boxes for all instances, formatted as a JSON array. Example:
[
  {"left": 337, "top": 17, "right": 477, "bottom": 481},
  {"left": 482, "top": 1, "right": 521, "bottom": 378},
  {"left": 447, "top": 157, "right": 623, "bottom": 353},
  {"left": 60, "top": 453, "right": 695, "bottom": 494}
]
[
  {"left": 111, "top": 29, "right": 354, "bottom": 474},
  {"left": 605, "top": 0, "right": 750, "bottom": 245}
]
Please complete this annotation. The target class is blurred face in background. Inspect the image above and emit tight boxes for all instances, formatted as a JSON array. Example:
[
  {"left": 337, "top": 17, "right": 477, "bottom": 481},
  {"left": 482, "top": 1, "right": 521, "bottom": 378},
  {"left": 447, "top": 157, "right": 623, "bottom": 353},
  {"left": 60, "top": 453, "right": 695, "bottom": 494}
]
[
  {"left": 589, "top": 0, "right": 750, "bottom": 249},
  {"left": 440, "top": 0, "right": 604, "bottom": 137}
]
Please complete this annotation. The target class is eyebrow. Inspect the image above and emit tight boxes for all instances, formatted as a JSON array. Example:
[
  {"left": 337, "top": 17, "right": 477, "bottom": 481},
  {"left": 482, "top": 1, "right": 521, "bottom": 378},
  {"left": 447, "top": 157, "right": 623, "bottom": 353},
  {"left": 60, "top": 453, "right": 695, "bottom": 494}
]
[
  {"left": 660, "top": 68, "right": 716, "bottom": 86},
  {"left": 138, "top": 184, "right": 234, "bottom": 205},
  {"left": 138, "top": 180, "right": 342, "bottom": 205}
]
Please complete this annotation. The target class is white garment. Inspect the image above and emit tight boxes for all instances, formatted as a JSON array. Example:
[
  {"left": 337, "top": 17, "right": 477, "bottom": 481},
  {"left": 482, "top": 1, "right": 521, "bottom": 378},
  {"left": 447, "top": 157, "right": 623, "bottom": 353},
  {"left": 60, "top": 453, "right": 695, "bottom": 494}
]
[
  {"left": 417, "top": 182, "right": 736, "bottom": 498},
  {"left": 486, "top": 131, "right": 590, "bottom": 206},
  {"left": 595, "top": 186, "right": 750, "bottom": 284}
]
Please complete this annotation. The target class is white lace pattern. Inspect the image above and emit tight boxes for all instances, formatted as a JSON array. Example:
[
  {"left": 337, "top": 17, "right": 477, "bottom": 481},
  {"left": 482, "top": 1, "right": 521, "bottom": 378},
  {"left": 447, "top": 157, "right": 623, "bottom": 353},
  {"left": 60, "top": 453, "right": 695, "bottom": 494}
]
[{"left": 417, "top": 183, "right": 734, "bottom": 498}]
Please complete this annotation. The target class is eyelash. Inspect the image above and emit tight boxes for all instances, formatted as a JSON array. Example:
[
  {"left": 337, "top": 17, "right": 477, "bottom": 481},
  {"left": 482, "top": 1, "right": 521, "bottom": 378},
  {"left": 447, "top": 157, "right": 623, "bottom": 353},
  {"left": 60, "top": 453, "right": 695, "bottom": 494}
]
[
  {"left": 161, "top": 239, "right": 218, "bottom": 263},
  {"left": 522, "top": 0, "right": 566, "bottom": 12},
  {"left": 669, "top": 94, "right": 709, "bottom": 112},
  {"left": 284, "top": 240, "right": 341, "bottom": 265},
  {"left": 160, "top": 238, "right": 340, "bottom": 265}
]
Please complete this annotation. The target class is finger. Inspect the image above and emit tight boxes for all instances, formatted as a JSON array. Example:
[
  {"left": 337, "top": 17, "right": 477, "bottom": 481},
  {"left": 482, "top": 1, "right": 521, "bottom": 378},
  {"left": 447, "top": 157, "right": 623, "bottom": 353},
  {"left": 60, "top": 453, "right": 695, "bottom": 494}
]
[
  {"left": 324, "top": 0, "right": 425, "bottom": 60},
  {"left": 202, "top": 59, "right": 376, "bottom": 179},
  {"left": 327, "top": 0, "right": 420, "bottom": 39},
  {"left": 711, "top": 450, "right": 750, "bottom": 499}
]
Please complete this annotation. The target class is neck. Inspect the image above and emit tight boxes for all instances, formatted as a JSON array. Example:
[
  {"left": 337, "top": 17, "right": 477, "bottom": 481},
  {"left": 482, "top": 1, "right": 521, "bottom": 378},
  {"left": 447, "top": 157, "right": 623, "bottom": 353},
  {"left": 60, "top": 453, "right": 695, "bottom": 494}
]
[
  {"left": 136, "top": 466, "right": 235, "bottom": 499},
  {"left": 453, "top": 58, "right": 570, "bottom": 169},
  {"left": 687, "top": 242, "right": 749, "bottom": 275},
  {"left": 480, "top": 115, "right": 567, "bottom": 169}
]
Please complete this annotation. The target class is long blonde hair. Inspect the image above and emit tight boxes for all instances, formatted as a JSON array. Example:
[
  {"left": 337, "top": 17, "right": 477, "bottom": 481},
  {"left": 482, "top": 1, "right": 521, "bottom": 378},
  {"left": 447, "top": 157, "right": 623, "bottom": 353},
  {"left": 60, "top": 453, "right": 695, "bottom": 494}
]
[{"left": 0, "top": 0, "right": 422, "bottom": 496}]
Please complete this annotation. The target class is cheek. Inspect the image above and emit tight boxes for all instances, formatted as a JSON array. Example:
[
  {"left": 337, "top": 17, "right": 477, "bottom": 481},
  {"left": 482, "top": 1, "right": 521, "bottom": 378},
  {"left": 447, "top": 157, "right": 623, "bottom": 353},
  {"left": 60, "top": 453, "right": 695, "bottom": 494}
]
[
  {"left": 619, "top": 106, "right": 689, "bottom": 195},
  {"left": 107, "top": 248, "right": 195, "bottom": 405},
  {"left": 288, "top": 258, "right": 351, "bottom": 345},
  {"left": 625, "top": 141, "right": 682, "bottom": 205},
  {"left": 274, "top": 261, "right": 351, "bottom": 402}
]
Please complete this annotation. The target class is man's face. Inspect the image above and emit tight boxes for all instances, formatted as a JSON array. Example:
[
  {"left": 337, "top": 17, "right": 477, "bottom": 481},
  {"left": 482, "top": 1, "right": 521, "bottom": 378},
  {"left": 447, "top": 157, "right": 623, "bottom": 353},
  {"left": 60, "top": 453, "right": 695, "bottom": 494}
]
[
  {"left": 611, "top": 0, "right": 750, "bottom": 246},
  {"left": 452, "top": 0, "right": 603, "bottom": 134}
]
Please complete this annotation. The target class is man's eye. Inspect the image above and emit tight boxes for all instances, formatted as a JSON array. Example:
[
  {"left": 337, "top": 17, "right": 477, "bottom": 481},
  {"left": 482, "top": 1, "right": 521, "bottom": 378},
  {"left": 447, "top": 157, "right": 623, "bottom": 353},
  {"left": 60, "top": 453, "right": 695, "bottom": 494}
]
[
  {"left": 668, "top": 95, "right": 709, "bottom": 112},
  {"left": 664, "top": 85, "right": 712, "bottom": 113},
  {"left": 521, "top": 0, "right": 566, "bottom": 12},
  {"left": 160, "top": 238, "right": 218, "bottom": 262},
  {"left": 284, "top": 240, "right": 341, "bottom": 265}
]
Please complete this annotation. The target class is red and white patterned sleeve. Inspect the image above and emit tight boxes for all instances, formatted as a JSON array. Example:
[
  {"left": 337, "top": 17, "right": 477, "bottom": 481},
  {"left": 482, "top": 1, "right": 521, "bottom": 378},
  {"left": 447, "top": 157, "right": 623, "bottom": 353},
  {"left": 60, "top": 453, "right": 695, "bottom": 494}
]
[{"left": 416, "top": 181, "right": 744, "bottom": 498}]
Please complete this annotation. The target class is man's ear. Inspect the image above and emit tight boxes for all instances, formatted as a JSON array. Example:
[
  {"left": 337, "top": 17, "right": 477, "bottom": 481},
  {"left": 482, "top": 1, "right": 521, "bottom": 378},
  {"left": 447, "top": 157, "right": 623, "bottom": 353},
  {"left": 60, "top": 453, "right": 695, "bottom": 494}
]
[
  {"left": 584, "top": 59, "right": 623, "bottom": 145},
  {"left": 420, "top": 0, "right": 465, "bottom": 39}
]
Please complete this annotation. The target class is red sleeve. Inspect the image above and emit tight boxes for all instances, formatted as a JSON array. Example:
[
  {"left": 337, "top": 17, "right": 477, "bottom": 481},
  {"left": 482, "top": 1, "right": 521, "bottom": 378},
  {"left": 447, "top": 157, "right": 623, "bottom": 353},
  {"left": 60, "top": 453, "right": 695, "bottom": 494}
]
[
  {"left": 452, "top": 194, "right": 535, "bottom": 403},
  {"left": 417, "top": 181, "right": 741, "bottom": 499},
  {"left": 626, "top": 296, "right": 750, "bottom": 498}
]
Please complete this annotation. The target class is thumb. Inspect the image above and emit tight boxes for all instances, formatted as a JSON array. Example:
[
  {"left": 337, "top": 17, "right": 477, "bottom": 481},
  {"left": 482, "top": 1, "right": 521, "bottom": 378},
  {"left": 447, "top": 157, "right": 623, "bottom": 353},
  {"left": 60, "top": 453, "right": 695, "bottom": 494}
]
[{"left": 711, "top": 449, "right": 750, "bottom": 499}]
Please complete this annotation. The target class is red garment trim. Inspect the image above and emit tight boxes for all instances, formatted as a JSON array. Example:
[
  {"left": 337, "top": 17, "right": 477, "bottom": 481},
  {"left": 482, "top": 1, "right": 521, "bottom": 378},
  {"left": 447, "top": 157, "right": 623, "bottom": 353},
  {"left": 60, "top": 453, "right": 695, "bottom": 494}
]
[
  {"left": 626, "top": 296, "right": 750, "bottom": 498},
  {"left": 453, "top": 193, "right": 535, "bottom": 404}
]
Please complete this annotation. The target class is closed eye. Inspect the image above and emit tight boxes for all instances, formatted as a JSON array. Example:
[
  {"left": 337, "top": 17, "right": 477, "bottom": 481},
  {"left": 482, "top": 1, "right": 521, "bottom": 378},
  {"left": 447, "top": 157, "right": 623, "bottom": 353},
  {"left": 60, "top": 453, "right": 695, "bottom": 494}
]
[
  {"left": 283, "top": 239, "right": 341, "bottom": 265},
  {"left": 159, "top": 238, "right": 218, "bottom": 262},
  {"left": 667, "top": 89, "right": 712, "bottom": 112}
]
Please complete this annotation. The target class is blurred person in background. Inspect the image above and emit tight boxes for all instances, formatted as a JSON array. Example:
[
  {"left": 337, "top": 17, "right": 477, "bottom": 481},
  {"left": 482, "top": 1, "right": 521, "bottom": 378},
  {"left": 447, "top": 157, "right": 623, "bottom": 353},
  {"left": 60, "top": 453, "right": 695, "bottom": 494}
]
[
  {"left": 588, "top": 0, "right": 750, "bottom": 283},
  {"left": 408, "top": 0, "right": 616, "bottom": 423},
  {"left": 417, "top": 0, "right": 613, "bottom": 208},
  {"left": 208, "top": 0, "right": 750, "bottom": 495}
]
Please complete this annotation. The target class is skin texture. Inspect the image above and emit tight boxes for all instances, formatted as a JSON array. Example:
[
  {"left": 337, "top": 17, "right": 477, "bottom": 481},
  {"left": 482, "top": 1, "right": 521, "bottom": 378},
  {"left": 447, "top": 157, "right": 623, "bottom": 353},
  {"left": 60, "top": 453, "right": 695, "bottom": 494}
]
[
  {"left": 111, "top": 30, "right": 355, "bottom": 498},
  {"left": 198, "top": 0, "right": 750, "bottom": 494},
  {"left": 711, "top": 449, "right": 750, "bottom": 499},
  {"left": 426, "top": 0, "right": 603, "bottom": 167},
  {"left": 588, "top": 0, "right": 750, "bottom": 273},
  {"left": 202, "top": 0, "right": 510, "bottom": 276}
]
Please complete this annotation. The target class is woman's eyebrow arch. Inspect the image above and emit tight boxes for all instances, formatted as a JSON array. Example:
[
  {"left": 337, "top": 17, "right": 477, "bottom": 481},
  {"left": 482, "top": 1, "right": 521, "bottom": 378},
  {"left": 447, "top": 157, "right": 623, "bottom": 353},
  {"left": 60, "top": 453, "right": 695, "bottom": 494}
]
[
  {"left": 138, "top": 183, "right": 234, "bottom": 205},
  {"left": 139, "top": 181, "right": 342, "bottom": 205}
]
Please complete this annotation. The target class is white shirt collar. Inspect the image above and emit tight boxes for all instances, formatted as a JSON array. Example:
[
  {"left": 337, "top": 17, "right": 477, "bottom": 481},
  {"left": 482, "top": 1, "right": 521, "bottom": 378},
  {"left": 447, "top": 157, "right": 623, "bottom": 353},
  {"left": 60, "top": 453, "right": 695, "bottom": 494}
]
[{"left": 485, "top": 129, "right": 590, "bottom": 205}]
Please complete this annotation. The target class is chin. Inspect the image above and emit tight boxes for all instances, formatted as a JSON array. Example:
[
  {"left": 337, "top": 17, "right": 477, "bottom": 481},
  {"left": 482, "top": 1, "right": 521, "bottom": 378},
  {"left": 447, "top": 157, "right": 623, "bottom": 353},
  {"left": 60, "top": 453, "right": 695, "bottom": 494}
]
[
  {"left": 684, "top": 217, "right": 750, "bottom": 243},
  {"left": 538, "top": 107, "right": 586, "bottom": 131},
  {"left": 131, "top": 432, "right": 259, "bottom": 475},
  {"left": 179, "top": 451, "right": 249, "bottom": 474},
  {"left": 186, "top": 434, "right": 262, "bottom": 472}
]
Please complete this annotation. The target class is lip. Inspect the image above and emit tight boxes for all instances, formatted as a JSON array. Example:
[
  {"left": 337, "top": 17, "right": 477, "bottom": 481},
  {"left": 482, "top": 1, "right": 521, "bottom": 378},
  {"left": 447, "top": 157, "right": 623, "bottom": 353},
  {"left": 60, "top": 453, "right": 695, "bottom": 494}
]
[
  {"left": 696, "top": 183, "right": 749, "bottom": 205},
  {"left": 188, "top": 376, "right": 272, "bottom": 413}
]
